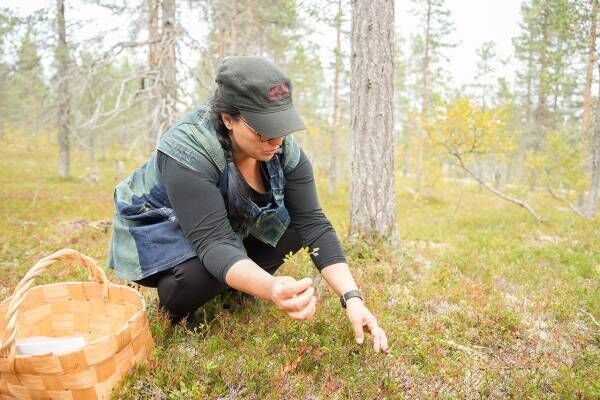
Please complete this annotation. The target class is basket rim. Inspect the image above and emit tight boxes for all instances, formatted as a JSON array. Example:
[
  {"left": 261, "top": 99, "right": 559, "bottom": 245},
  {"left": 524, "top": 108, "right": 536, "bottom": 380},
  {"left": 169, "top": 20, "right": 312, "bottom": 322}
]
[{"left": 0, "top": 281, "right": 148, "bottom": 360}]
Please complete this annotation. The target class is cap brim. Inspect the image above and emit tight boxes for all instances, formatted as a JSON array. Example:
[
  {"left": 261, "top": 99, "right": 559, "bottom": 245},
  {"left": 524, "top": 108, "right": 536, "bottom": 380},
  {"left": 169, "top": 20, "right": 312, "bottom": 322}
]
[{"left": 240, "top": 106, "right": 305, "bottom": 139}]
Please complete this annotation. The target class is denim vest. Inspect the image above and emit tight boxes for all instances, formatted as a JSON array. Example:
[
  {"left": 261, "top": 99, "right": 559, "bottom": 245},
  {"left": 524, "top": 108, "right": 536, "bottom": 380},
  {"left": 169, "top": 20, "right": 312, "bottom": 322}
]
[
  {"left": 221, "top": 156, "right": 290, "bottom": 247},
  {"left": 107, "top": 100, "right": 301, "bottom": 280}
]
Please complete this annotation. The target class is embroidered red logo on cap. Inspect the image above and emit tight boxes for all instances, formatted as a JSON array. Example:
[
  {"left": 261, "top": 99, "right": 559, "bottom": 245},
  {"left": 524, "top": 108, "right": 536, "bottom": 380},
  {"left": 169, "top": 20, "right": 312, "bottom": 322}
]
[{"left": 267, "top": 84, "right": 290, "bottom": 101}]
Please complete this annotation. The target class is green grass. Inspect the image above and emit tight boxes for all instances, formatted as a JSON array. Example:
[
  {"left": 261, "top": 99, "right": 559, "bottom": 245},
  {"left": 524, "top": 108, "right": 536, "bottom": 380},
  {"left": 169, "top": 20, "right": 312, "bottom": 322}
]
[{"left": 1, "top": 134, "right": 598, "bottom": 399}]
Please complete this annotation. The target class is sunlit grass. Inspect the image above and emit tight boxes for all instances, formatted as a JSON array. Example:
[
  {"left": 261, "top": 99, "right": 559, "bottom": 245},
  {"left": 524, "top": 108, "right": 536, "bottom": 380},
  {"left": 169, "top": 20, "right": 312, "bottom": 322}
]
[{"left": 1, "top": 134, "right": 598, "bottom": 399}]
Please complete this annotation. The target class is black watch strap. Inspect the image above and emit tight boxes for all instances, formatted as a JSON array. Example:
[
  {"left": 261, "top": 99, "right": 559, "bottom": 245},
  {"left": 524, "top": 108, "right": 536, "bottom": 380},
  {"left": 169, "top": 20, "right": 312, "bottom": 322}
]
[{"left": 340, "top": 290, "right": 363, "bottom": 308}]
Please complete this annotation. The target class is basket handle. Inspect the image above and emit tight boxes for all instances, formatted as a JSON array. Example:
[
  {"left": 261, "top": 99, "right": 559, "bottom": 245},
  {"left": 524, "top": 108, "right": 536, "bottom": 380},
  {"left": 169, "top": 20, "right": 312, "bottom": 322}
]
[{"left": 0, "top": 248, "right": 109, "bottom": 371}]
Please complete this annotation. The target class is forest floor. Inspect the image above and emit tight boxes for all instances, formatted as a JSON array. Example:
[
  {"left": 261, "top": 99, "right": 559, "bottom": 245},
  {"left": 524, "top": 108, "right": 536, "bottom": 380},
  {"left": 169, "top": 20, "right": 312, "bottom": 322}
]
[{"left": 1, "top": 134, "right": 599, "bottom": 399}]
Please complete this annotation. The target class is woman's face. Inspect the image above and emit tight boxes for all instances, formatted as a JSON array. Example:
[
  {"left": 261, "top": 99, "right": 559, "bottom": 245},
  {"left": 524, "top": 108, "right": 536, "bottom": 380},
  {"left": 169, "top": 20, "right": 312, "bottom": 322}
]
[{"left": 221, "top": 113, "right": 285, "bottom": 162}]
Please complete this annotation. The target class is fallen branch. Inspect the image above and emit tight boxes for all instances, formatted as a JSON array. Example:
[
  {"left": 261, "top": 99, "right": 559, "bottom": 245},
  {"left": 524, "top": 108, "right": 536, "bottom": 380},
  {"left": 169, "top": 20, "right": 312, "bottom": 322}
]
[
  {"left": 443, "top": 339, "right": 486, "bottom": 358},
  {"left": 451, "top": 152, "right": 547, "bottom": 223},
  {"left": 546, "top": 186, "right": 588, "bottom": 220}
]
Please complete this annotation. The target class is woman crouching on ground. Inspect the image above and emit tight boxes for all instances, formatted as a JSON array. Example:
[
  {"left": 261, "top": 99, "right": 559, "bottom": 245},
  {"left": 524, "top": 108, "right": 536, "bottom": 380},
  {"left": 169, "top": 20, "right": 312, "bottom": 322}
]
[{"left": 107, "top": 56, "right": 390, "bottom": 353}]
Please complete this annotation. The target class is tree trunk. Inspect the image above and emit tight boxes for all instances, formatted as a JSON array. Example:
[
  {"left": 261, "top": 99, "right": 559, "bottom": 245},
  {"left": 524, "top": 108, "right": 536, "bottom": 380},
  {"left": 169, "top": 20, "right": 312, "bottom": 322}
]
[
  {"left": 89, "top": 130, "right": 95, "bottom": 161},
  {"left": 231, "top": 0, "right": 238, "bottom": 55},
  {"left": 583, "top": 0, "right": 598, "bottom": 140},
  {"left": 416, "top": 0, "right": 432, "bottom": 194},
  {"left": 529, "top": 4, "right": 550, "bottom": 191},
  {"left": 218, "top": 7, "right": 226, "bottom": 59},
  {"left": 534, "top": 3, "right": 549, "bottom": 148},
  {"left": 328, "top": 0, "right": 342, "bottom": 195},
  {"left": 587, "top": 63, "right": 600, "bottom": 217},
  {"left": 525, "top": 52, "right": 533, "bottom": 127},
  {"left": 157, "top": 0, "right": 177, "bottom": 145},
  {"left": 147, "top": 0, "right": 159, "bottom": 150},
  {"left": 350, "top": 0, "right": 395, "bottom": 237},
  {"left": 244, "top": 0, "right": 252, "bottom": 54},
  {"left": 56, "top": 0, "right": 70, "bottom": 178}
]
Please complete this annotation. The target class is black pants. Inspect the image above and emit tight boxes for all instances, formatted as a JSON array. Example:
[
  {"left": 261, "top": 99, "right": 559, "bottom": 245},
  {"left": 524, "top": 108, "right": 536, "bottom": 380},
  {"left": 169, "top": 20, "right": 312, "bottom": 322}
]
[{"left": 135, "top": 227, "right": 302, "bottom": 320}]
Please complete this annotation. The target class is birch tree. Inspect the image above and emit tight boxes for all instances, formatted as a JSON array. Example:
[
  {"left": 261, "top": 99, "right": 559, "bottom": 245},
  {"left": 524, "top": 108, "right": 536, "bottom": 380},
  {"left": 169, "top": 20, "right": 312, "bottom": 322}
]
[{"left": 350, "top": 0, "right": 395, "bottom": 237}]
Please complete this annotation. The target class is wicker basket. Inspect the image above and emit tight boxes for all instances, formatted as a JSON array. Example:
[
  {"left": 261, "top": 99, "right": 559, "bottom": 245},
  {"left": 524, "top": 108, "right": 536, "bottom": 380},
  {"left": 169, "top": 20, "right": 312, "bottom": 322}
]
[{"left": 0, "top": 249, "right": 153, "bottom": 400}]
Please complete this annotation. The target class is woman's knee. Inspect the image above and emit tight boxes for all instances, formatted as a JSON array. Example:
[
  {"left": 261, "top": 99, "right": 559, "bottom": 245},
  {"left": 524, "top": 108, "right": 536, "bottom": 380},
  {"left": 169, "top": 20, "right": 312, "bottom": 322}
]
[{"left": 156, "top": 258, "right": 226, "bottom": 316}]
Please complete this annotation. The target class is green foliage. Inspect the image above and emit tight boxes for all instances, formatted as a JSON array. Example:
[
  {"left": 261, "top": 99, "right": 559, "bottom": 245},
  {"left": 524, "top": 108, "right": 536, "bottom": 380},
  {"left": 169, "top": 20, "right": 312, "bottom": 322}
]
[
  {"left": 409, "top": 0, "right": 456, "bottom": 108},
  {"left": 513, "top": 0, "right": 585, "bottom": 128},
  {"left": 0, "top": 21, "right": 48, "bottom": 139},
  {"left": 0, "top": 7, "right": 17, "bottom": 51},
  {"left": 526, "top": 126, "right": 589, "bottom": 195}
]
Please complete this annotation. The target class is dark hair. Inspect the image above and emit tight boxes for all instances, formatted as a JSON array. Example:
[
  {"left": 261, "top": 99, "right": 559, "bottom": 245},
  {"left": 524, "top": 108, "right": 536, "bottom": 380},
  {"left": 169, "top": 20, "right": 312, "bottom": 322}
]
[
  {"left": 210, "top": 88, "right": 241, "bottom": 160},
  {"left": 210, "top": 88, "right": 255, "bottom": 234}
]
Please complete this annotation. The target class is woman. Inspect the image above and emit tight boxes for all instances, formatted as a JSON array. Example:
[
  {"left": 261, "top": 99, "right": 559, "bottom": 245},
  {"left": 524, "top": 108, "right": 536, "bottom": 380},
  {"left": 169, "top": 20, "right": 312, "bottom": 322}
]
[{"left": 108, "top": 56, "right": 390, "bottom": 353}]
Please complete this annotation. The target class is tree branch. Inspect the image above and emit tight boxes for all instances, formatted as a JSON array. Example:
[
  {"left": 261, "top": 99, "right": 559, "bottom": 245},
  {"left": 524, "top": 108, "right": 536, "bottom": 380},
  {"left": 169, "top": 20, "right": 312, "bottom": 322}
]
[
  {"left": 546, "top": 186, "right": 588, "bottom": 219},
  {"left": 451, "top": 152, "right": 547, "bottom": 222}
]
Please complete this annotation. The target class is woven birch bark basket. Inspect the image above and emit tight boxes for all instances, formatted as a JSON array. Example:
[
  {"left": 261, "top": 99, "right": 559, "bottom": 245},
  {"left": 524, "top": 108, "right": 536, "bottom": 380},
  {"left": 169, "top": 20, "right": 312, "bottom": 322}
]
[{"left": 0, "top": 249, "right": 153, "bottom": 400}]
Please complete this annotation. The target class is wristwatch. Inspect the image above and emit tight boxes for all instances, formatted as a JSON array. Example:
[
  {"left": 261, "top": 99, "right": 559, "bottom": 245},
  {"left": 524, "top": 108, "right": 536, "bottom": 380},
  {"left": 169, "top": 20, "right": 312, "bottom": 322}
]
[{"left": 339, "top": 290, "right": 363, "bottom": 308}]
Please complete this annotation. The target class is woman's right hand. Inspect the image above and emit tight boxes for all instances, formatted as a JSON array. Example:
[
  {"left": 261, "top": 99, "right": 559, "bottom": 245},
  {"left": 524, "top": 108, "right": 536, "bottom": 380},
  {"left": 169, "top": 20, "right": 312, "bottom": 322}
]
[{"left": 270, "top": 276, "right": 317, "bottom": 320}]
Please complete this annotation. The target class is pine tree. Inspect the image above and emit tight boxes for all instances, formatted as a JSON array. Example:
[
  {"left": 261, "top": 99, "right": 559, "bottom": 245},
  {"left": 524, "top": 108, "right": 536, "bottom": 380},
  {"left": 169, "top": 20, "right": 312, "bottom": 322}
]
[
  {"left": 10, "top": 25, "right": 48, "bottom": 139},
  {"left": 582, "top": 0, "right": 598, "bottom": 140},
  {"left": 409, "top": 0, "right": 455, "bottom": 194},
  {"left": 513, "top": 0, "right": 583, "bottom": 187},
  {"left": 350, "top": 0, "right": 395, "bottom": 237}
]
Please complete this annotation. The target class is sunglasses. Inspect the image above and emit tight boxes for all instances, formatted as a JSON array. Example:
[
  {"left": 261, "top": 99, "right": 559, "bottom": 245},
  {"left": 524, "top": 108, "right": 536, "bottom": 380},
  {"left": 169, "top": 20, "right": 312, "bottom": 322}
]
[{"left": 239, "top": 117, "right": 286, "bottom": 142}]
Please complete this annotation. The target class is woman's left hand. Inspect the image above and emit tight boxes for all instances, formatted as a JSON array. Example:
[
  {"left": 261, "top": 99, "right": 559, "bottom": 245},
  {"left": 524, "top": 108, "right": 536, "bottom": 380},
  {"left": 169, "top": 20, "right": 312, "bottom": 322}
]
[{"left": 345, "top": 298, "right": 390, "bottom": 354}]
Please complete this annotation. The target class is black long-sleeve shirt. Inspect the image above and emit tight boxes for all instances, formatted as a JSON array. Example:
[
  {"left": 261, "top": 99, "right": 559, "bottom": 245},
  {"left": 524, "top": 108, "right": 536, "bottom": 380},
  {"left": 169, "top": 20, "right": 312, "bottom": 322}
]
[{"left": 156, "top": 149, "right": 346, "bottom": 283}]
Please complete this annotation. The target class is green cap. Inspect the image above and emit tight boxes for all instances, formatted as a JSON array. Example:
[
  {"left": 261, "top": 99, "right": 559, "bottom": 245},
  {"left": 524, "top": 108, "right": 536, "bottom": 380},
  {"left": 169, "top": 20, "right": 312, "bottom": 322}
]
[{"left": 215, "top": 56, "right": 305, "bottom": 139}]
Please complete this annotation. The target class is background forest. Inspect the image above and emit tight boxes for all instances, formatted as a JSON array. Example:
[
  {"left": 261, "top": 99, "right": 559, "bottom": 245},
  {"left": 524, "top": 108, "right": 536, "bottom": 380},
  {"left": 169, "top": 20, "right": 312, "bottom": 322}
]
[
  {"left": 1, "top": 0, "right": 599, "bottom": 214},
  {"left": 0, "top": 0, "right": 599, "bottom": 399}
]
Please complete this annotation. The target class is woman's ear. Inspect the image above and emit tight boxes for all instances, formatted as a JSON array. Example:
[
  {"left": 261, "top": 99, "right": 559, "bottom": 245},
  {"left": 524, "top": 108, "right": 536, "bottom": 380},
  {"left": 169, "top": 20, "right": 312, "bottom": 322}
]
[{"left": 221, "top": 113, "right": 233, "bottom": 130}]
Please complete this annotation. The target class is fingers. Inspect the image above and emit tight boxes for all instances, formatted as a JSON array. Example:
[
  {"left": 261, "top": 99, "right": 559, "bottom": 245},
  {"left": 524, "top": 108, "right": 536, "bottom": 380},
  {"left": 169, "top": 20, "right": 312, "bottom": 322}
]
[
  {"left": 280, "top": 286, "right": 315, "bottom": 312},
  {"left": 366, "top": 318, "right": 379, "bottom": 352},
  {"left": 278, "top": 277, "right": 313, "bottom": 298},
  {"left": 287, "top": 294, "right": 317, "bottom": 320},
  {"left": 351, "top": 317, "right": 365, "bottom": 344},
  {"left": 365, "top": 318, "right": 390, "bottom": 354},
  {"left": 379, "top": 329, "right": 390, "bottom": 354},
  {"left": 270, "top": 276, "right": 317, "bottom": 321}
]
